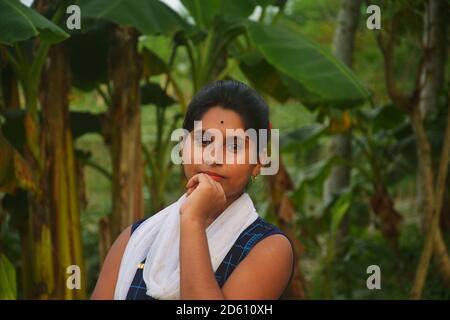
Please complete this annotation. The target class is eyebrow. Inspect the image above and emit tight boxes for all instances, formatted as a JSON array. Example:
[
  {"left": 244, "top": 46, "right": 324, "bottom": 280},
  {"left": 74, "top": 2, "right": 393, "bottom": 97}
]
[{"left": 194, "top": 130, "right": 250, "bottom": 141}]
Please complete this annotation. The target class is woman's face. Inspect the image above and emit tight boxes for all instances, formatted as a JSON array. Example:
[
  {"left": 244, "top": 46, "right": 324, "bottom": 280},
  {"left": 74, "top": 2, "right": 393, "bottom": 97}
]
[{"left": 182, "top": 106, "right": 262, "bottom": 200}]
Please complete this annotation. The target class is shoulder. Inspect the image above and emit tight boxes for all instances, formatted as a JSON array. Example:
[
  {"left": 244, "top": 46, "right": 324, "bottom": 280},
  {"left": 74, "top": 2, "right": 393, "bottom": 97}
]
[
  {"left": 249, "top": 232, "right": 294, "bottom": 275},
  {"left": 91, "top": 225, "right": 132, "bottom": 299},
  {"left": 110, "top": 225, "right": 133, "bottom": 256},
  {"left": 221, "top": 217, "right": 294, "bottom": 299},
  {"left": 246, "top": 217, "right": 293, "bottom": 267},
  {"left": 239, "top": 216, "right": 292, "bottom": 252}
]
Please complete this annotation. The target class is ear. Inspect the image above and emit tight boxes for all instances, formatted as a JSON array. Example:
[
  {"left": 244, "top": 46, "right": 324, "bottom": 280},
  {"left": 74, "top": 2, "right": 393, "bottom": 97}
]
[
  {"left": 251, "top": 162, "right": 263, "bottom": 178},
  {"left": 251, "top": 147, "right": 268, "bottom": 178}
]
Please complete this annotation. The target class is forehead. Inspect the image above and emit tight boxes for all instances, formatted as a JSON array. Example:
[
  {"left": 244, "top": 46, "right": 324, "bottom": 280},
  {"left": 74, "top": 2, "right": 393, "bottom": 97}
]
[{"left": 199, "top": 106, "right": 245, "bottom": 132}]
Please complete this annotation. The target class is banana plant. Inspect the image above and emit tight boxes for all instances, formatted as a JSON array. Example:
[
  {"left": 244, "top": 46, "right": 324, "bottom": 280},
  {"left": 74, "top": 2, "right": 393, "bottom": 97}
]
[
  {"left": 0, "top": 0, "right": 85, "bottom": 299},
  {"left": 77, "top": 0, "right": 189, "bottom": 241}
]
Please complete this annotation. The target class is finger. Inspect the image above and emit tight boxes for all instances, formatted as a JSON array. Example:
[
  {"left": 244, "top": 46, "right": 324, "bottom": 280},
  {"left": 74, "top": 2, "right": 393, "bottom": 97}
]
[
  {"left": 198, "top": 172, "right": 216, "bottom": 189},
  {"left": 203, "top": 173, "right": 224, "bottom": 196},
  {"left": 186, "top": 180, "right": 198, "bottom": 190},
  {"left": 186, "top": 173, "right": 210, "bottom": 189},
  {"left": 186, "top": 184, "right": 198, "bottom": 196},
  {"left": 198, "top": 173, "right": 216, "bottom": 191},
  {"left": 186, "top": 173, "right": 201, "bottom": 188},
  {"left": 202, "top": 173, "right": 220, "bottom": 192}
]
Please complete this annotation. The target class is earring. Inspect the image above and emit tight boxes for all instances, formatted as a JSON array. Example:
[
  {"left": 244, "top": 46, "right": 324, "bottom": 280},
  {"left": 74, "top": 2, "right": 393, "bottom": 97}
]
[{"left": 252, "top": 175, "right": 257, "bottom": 181}]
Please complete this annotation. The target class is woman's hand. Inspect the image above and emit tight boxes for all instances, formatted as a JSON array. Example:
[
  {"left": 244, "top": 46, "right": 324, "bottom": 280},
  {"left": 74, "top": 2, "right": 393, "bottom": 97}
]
[{"left": 180, "top": 173, "right": 226, "bottom": 226}]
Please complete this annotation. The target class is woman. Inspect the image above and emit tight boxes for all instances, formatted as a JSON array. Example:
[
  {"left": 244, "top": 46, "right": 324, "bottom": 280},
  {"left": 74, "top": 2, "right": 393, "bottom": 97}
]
[{"left": 91, "top": 80, "right": 294, "bottom": 300}]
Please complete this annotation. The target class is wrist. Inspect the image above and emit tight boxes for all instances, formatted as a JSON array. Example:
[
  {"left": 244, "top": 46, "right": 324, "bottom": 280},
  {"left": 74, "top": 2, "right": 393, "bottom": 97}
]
[{"left": 180, "top": 210, "right": 207, "bottom": 229}]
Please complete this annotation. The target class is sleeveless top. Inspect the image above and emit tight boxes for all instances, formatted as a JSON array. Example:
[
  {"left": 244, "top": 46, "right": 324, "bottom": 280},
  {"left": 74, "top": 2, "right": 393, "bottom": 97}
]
[{"left": 125, "top": 215, "right": 294, "bottom": 300}]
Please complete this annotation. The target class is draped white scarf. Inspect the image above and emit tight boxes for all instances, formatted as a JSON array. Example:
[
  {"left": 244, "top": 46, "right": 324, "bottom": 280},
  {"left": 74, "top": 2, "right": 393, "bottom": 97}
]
[{"left": 114, "top": 192, "right": 259, "bottom": 300}]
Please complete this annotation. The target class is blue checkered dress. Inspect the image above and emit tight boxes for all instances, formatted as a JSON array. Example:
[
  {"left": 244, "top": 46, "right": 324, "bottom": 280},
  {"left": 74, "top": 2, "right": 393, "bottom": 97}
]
[{"left": 125, "top": 215, "right": 294, "bottom": 300}]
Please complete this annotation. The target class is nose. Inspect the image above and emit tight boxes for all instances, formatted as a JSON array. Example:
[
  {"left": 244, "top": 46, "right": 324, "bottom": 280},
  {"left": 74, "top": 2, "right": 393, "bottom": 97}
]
[{"left": 204, "top": 142, "right": 223, "bottom": 165}]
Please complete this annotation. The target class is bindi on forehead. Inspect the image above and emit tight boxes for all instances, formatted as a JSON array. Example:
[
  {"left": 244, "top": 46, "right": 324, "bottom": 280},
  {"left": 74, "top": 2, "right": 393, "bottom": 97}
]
[{"left": 220, "top": 120, "right": 224, "bottom": 124}]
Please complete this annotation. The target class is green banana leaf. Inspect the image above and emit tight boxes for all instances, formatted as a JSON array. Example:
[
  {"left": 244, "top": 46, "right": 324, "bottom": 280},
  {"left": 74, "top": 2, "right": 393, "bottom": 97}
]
[
  {"left": 0, "top": 0, "right": 68, "bottom": 45},
  {"left": 141, "top": 82, "right": 176, "bottom": 108},
  {"left": 247, "top": 22, "right": 369, "bottom": 109},
  {"left": 79, "top": 0, "right": 189, "bottom": 36},
  {"left": 0, "top": 253, "right": 17, "bottom": 300},
  {"left": 238, "top": 51, "right": 291, "bottom": 103},
  {"left": 66, "top": 21, "right": 111, "bottom": 91}
]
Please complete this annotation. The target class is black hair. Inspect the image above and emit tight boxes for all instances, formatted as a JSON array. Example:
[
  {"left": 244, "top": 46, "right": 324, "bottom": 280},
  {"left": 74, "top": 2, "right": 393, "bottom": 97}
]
[{"left": 182, "top": 80, "right": 270, "bottom": 153}]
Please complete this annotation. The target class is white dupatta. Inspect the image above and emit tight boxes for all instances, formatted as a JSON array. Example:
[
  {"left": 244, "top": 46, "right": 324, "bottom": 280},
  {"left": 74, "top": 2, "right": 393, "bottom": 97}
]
[{"left": 114, "top": 192, "right": 259, "bottom": 300}]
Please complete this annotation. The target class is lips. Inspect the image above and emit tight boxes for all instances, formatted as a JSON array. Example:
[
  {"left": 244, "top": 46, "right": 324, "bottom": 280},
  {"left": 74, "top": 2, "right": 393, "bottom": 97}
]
[{"left": 201, "top": 171, "right": 225, "bottom": 181}]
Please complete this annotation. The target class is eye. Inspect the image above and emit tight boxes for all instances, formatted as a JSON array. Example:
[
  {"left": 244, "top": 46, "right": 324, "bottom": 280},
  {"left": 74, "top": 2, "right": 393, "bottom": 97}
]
[{"left": 195, "top": 136, "right": 211, "bottom": 146}]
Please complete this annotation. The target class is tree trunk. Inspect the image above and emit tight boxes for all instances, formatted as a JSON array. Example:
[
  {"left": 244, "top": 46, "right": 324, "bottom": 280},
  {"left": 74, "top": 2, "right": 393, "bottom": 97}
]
[
  {"left": 40, "top": 44, "right": 86, "bottom": 299},
  {"left": 410, "top": 99, "right": 450, "bottom": 298},
  {"left": 27, "top": 176, "right": 55, "bottom": 299},
  {"left": 324, "top": 133, "right": 351, "bottom": 204},
  {"left": 410, "top": 0, "right": 450, "bottom": 298},
  {"left": 324, "top": 0, "right": 361, "bottom": 241},
  {"left": 416, "top": 0, "right": 449, "bottom": 222},
  {"left": 267, "top": 159, "right": 307, "bottom": 299},
  {"left": 108, "top": 26, "right": 144, "bottom": 240},
  {"left": 331, "top": 0, "right": 361, "bottom": 67},
  {"left": 419, "top": 0, "right": 448, "bottom": 116},
  {"left": 325, "top": 0, "right": 361, "bottom": 204},
  {"left": 23, "top": 101, "right": 55, "bottom": 300},
  {"left": 415, "top": 0, "right": 448, "bottom": 220}
]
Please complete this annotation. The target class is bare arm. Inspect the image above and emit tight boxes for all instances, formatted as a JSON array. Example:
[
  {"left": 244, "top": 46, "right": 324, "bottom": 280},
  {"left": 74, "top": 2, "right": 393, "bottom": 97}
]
[
  {"left": 221, "top": 234, "right": 294, "bottom": 299},
  {"left": 179, "top": 215, "right": 224, "bottom": 299},
  {"left": 180, "top": 214, "right": 294, "bottom": 300},
  {"left": 90, "top": 225, "right": 131, "bottom": 300}
]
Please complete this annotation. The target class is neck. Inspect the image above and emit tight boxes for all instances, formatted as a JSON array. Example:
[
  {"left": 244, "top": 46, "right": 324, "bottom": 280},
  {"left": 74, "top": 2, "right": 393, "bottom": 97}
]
[{"left": 205, "top": 191, "right": 244, "bottom": 227}]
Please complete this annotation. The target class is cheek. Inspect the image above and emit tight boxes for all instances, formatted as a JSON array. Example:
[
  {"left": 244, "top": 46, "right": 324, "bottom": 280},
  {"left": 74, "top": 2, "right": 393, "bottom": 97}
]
[
  {"left": 183, "top": 164, "right": 196, "bottom": 180},
  {"left": 224, "top": 164, "right": 253, "bottom": 186}
]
